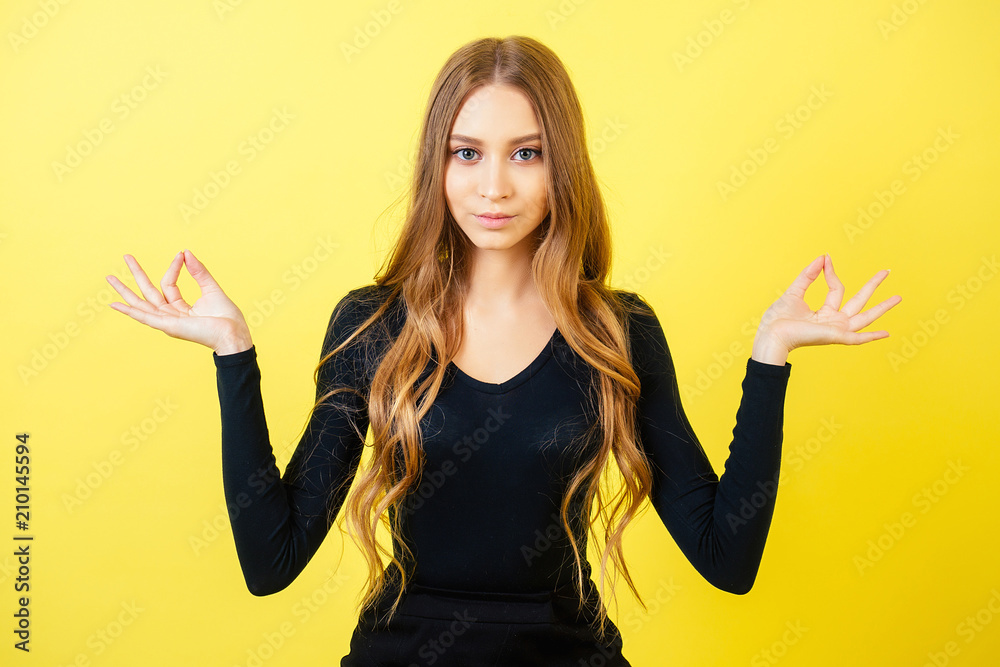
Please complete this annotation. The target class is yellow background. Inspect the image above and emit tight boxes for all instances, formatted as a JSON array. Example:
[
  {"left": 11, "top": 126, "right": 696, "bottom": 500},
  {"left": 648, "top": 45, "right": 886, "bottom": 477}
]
[{"left": 2, "top": 0, "right": 998, "bottom": 664}]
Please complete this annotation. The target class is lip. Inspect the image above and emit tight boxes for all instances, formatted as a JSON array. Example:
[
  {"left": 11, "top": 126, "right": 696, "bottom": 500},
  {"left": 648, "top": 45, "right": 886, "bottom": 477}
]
[{"left": 474, "top": 213, "right": 514, "bottom": 229}]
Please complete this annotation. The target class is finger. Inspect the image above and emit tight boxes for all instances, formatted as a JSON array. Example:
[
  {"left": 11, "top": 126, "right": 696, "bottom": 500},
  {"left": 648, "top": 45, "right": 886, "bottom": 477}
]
[
  {"left": 784, "top": 254, "right": 826, "bottom": 300},
  {"left": 821, "top": 254, "right": 846, "bottom": 312},
  {"left": 841, "top": 329, "right": 890, "bottom": 345},
  {"left": 841, "top": 269, "right": 890, "bottom": 318},
  {"left": 123, "top": 254, "right": 167, "bottom": 307},
  {"left": 182, "top": 249, "right": 224, "bottom": 295},
  {"left": 160, "top": 251, "right": 192, "bottom": 312},
  {"left": 107, "top": 298, "right": 179, "bottom": 337},
  {"left": 848, "top": 294, "right": 902, "bottom": 332},
  {"left": 106, "top": 274, "right": 162, "bottom": 316}
]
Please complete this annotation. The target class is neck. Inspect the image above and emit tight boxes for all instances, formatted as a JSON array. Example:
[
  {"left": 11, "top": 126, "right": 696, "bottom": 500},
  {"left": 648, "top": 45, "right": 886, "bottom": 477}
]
[{"left": 465, "top": 244, "right": 535, "bottom": 306}]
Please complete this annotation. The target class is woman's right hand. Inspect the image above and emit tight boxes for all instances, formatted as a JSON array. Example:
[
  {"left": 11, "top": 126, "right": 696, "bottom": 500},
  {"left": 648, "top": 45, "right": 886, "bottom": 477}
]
[{"left": 107, "top": 249, "right": 253, "bottom": 355}]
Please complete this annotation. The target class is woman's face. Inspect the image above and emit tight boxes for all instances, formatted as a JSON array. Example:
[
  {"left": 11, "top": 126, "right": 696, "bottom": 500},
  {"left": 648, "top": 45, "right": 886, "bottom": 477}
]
[{"left": 444, "top": 83, "right": 549, "bottom": 256}]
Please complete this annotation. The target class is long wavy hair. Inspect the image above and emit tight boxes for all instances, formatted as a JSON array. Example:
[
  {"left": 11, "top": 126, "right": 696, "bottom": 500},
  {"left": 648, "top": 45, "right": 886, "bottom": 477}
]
[{"left": 309, "top": 35, "right": 655, "bottom": 642}]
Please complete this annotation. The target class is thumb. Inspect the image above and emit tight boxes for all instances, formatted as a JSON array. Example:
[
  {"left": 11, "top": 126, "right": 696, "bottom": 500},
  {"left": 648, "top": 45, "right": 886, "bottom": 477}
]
[{"left": 182, "top": 249, "right": 224, "bottom": 294}]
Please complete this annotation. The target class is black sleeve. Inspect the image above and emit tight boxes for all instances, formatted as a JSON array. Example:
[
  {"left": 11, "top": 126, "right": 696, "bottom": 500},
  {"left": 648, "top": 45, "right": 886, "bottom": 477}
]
[
  {"left": 625, "top": 292, "right": 792, "bottom": 594},
  {"left": 212, "top": 288, "right": 373, "bottom": 596}
]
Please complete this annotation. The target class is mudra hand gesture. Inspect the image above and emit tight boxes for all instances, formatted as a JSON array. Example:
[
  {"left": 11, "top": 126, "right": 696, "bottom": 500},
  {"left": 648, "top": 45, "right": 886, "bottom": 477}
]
[
  {"left": 106, "top": 249, "right": 253, "bottom": 355},
  {"left": 751, "top": 254, "right": 902, "bottom": 365},
  {"left": 106, "top": 250, "right": 900, "bottom": 364}
]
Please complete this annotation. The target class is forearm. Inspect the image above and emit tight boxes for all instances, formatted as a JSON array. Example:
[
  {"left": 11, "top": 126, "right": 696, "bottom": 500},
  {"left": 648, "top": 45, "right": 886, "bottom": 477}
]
[
  {"left": 215, "top": 348, "right": 322, "bottom": 595},
  {"left": 708, "top": 358, "right": 791, "bottom": 592},
  {"left": 642, "top": 358, "right": 792, "bottom": 594},
  {"left": 627, "top": 288, "right": 793, "bottom": 593}
]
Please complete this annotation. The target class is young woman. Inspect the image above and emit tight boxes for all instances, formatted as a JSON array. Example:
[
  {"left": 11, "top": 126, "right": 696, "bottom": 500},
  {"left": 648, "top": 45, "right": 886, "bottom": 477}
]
[{"left": 107, "top": 36, "right": 900, "bottom": 666}]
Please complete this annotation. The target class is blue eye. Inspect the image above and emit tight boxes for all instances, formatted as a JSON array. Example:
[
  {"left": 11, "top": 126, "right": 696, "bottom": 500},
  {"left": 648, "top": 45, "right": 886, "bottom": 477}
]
[{"left": 451, "top": 147, "right": 542, "bottom": 162}]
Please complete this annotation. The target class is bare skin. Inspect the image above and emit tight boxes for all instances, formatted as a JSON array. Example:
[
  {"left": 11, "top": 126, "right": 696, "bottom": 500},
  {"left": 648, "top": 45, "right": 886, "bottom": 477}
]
[
  {"left": 106, "top": 249, "right": 252, "bottom": 356},
  {"left": 752, "top": 253, "right": 902, "bottom": 366},
  {"left": 106, "top": 88, "right": 901, "bottom": 370},
  {"left": 104, "top": 250, "right": 901, "bottom": 370},
  {"left": 444, "top": 83, "right": 555, "bottom": 383}
]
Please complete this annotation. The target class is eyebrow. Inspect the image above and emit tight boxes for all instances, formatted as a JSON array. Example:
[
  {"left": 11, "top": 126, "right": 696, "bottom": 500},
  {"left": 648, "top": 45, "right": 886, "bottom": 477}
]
[{"left": 448, "top": 133, "right": 541, "bottom": 145}]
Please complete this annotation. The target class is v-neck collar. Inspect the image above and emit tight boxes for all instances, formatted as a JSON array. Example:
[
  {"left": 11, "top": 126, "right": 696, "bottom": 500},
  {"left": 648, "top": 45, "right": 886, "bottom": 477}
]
[{"left": 449, "top": 328, "right": 561, "bottom": 395}]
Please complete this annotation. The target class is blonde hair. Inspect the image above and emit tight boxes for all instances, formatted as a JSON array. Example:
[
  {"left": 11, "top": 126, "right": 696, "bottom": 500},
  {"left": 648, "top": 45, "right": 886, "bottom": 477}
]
[{"left": 309, "top": 35, "right": 655, "bottom": 642}]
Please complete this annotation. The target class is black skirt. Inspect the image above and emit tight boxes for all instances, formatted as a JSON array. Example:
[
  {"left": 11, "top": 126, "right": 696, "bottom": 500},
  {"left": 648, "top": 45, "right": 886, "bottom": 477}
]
[{"left": 340, "top": 580, "right": 633, "bottom": 666}]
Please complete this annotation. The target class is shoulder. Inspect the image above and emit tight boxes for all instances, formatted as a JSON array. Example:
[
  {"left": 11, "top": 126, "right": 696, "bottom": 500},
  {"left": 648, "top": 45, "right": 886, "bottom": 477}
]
[
  {"left": 319, "top": 284, "right": 405, "bottom": 362},
  {"left": 329, "top": 284, "right": 404, "bottom": 334},
  {"left": 608, "top": 289, "right": 673, "bottom": 379},
  {"left": 334, "top": 283, "right": 398, "bottom": 316},
  {"left": 610, "top": 288, "right": 651, "bottom": 310},
  {"left": 318, "top": 284, "right": 403, "bottom": 385},
  {"left": 608, "top": 288, "right": 662, "bottom": 333}
]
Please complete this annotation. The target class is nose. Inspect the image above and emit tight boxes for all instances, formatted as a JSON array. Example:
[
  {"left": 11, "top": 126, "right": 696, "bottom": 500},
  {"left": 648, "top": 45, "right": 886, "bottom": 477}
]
[{"left": 478, "top": 155, "right": 512, "bottom": 201}]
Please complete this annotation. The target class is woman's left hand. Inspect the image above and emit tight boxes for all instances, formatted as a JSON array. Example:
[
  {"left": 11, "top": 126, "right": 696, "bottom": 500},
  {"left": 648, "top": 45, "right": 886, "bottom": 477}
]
[{"left": 751, "top": 254, "right": 902, "bottom": 366}]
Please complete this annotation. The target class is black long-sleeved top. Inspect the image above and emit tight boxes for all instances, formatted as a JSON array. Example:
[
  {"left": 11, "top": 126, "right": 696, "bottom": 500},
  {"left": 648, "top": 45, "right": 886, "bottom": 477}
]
[{"left": 213, "top": 285, "right": 791, "bottom": 598}]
